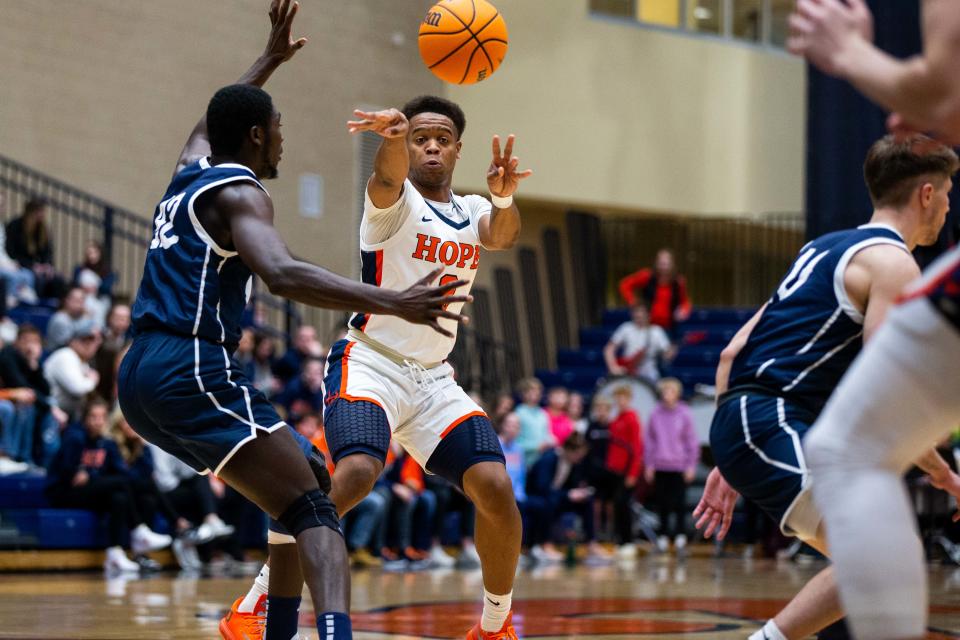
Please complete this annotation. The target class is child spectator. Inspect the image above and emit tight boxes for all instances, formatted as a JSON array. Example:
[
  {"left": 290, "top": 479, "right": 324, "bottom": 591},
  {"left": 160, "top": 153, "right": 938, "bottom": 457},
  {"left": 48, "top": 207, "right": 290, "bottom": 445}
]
[
  {"left": 546, "top": 386, "right": 574, "bottom": 445},
  {"left": 499, "top": 412, "right": 559, "bottom": 564},
  {"left": 527, "top": 433, "right": 608, "bottom": 562},
  {"left": 603, "top": 303, "right": 674, "bottom": 382},
  {"left": 45, "top": 398, "right": 171, "bottom": 573},
  {"left": 644, "top": 378, "right": 699, "bottom": 554},
  {"left": 490, "top": 392, "right": 515, "bottom": 425},
  {"left": 567, "top": 392, "right": 588, "bottom": 434},
  {"left": 515, "top": 377, "right": 554, "bottom": 467}
]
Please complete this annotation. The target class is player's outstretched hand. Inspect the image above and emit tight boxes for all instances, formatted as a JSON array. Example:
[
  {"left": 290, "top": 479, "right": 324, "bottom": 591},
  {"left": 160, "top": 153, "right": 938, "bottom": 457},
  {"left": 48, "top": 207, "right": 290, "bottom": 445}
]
[
  {"left": 265, "top": 0, "right": 307, "bottom": 62},
  {"left": 391, "top": 268, "right": 472, "bottom": 338},
  {"left": 930, "top": 470, "right": 960, "bottom": 522},
  {"left": 693, "top": 467, "right": 739, "bottom": 541},
  {"left": 487, "top": 135, "right": 533, "bottom": 199},
  {"left": 348, "top": 109, "right": 409, "bottom": 139},
  {"left": 786, "top": 0, "right": 873, "bottom": 77}
]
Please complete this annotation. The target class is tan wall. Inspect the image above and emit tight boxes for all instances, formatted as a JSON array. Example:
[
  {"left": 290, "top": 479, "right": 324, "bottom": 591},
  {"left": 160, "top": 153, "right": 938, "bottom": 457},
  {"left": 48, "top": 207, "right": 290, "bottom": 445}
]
[
  {"left": 446, "top": 0, "right": 806, "bottom": 217},
  {"left": 0, "top": 0, "right": 440, "bottom": 278}
]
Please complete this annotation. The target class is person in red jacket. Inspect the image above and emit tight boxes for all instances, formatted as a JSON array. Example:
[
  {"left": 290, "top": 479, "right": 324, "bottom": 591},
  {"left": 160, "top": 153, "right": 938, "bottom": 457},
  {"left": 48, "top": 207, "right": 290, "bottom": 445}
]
[
  {"left": 604, "top": 385, "right": 643, "bottom": 555},
  {"left": 618, "top": 249, "right": 692, "bottom": 335}
]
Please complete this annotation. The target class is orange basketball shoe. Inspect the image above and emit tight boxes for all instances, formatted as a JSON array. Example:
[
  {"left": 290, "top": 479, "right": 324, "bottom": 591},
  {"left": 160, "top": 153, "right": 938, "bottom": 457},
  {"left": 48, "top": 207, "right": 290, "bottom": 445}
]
[
  {"left": 219, "top": 595, "right": 266, "bottom": 640},
  {"left": 466, "top": 612, "right": 518, "bottom": 640}
]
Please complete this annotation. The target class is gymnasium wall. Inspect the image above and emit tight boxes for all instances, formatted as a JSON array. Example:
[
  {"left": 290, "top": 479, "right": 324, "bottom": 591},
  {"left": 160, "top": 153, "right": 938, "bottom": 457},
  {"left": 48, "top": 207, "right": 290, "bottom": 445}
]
[
  {"left": 446, "top": 0, "right": 807, "bottom": 217},
  {"left": 0, "top": 0, "right": 439, "bottom": 279}
]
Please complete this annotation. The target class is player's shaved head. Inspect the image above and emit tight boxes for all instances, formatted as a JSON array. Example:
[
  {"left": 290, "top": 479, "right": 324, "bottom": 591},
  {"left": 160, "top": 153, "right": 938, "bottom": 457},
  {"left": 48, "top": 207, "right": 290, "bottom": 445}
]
[{"left": 864, "top": 134, "right": 959, "bottom": 208}]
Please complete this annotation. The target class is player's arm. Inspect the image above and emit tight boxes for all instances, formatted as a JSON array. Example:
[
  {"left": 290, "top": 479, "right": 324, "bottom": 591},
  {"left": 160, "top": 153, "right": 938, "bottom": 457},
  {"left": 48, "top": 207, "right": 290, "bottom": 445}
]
[
  {"left": 221, "top": 185, "right": 470, "bottom": 338},
  {"left": 846, "top": 245, "right": 921, "bottom": 342},
  {"left": 480, "top": 135, "right": 532, "bottom": 250},
  {"left": 173, "top": 0, "right": 307, "bottom": 177},
  {"left": 790, "top": 0, "right": 960, "bottom": 141},
  {"left": 914, "top": 448, "right": 960, "bottom": 521},
  {"left": 715, "top": 304, "right": 766, "bottom": 397},
  {"left": 348, "top": 109, "right": 410, "bottom": 209}
]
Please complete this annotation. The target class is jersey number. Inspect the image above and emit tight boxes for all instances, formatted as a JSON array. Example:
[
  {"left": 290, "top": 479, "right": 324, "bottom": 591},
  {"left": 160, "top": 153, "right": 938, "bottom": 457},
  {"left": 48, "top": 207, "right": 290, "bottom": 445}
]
[
  {"left": 150, "top": 193, "right": 184, "bottom": 250},
  {"left": 440, "top": 274, "right": 459, "bottom": 311},
  {"left": 777, "top": 247, "right": 829, "bottom": 301}
]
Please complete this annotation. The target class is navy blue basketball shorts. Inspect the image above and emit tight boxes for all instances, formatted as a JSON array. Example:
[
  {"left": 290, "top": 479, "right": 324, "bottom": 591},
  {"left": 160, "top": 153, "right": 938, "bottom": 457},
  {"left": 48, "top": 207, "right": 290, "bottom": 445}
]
[
  {"left": 118, "top": 331, "right": 289, "bottom": 476},
  {"left": 710, "top": 392, "right": 822, "bottom": 540},
  {"left": 322, "top": 338, "right": 505, "bottom": 490}
]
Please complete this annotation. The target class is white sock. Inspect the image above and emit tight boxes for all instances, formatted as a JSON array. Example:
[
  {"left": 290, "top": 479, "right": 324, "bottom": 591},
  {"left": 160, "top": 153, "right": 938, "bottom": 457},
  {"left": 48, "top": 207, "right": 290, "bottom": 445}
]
[
  {"left": 238, "top": 564, "right": 270, "bottom": 613},
  {"left": 748, "top": 620, "right": 787, "bottom": 640},
  {"left": 481, "top": 588, "right": 511, "bottom": 632}
]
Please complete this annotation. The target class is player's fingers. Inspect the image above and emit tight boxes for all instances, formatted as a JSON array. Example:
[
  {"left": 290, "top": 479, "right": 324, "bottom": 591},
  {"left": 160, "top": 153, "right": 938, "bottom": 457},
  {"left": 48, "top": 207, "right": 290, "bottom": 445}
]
[
  {"left": 718, "top": 514, "right": 733, "bottom": 540},
  {"left": 437, "top": 279, "right": 469, "bottom": 293},
  {"left": 795, "top": 0, "right": 825, "bottom": 22},
  {"left": 436, "top": 309, "right": 470, "bottom": 324},
  {"left": 785, "top": 36, "right": 807, "bottom": 56},
  {"left": 269, "top": 0, "right": 280, "bottom": 23},
  {"left": 788, "top": 13, "right": 814, "bottom": 37},
  {"left": 414, "top": 267, "right": 445, "bottom": 287},
  {"left": 515, "top": 169, "right": 534, "bottom": 180},
  {"left": 492, "top": 135, "right": 502, "bottom": 161},
  {"left": 693, "top": 501, "right": 705, "bottom": 518},
  {"left": 287, "top": 0, "right": 300, "bottom": 25},
  {"left": 503, "top": 134, "right": 515, "bottom": 160},
  {"left": 428, "top": 321, "right": 455, "bottom": 339}
]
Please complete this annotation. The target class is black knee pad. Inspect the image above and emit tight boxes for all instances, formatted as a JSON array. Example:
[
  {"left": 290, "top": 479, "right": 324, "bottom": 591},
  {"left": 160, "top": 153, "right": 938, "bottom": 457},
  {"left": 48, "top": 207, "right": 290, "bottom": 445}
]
[
  {"left": 277, "top": 489, "right": 341, "bottom": 537},
  {"left": 324, "top": 399, "right": 390, "bottom": 464},
  {"left": 308, "top": 446, "right": 332, "bottom": 494},
  {"left": 426, "top": 415, "right": 505, "bottom": 491}
]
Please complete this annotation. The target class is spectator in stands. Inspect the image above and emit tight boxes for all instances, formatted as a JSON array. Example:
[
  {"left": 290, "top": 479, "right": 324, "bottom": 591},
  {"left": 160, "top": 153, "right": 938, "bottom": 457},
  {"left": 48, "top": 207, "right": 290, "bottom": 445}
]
[
  {"left": 76, "top": 269, "right": 109, "bottom": 328},
  {"left": 618, "top": 248, "right": 692, "bottom": 337},
  {"left": 246, "top": 331, "right": 281, "bottom": 397},
  {"left": 0, "top": 193, "right": 38, "bottom": 308},
  {"left": 546, "top": 386, "right": 574, "bottom": 445},
  {"left": 380, "top": 442, "right": 436, "bottom": 569},
  {"left": 515, "top": 377, "right": 555, "bottom": 467},
  {"left": 644, "top": 378, "right": 699, "bottom": 554},
  {"left": 275, "top": 356, "right": 324, "bottom": 421},
  {"left": 0, "top": 324, "right": 67, "bottom": 466},
  {"left": 592, "top": 389, "right": 643, "bottom": 556},
  {"left": 43, "top": 319, "right": 101, "bottom": 422},
  {"left": 491, "top": 392, "right": 515, "bottom": 425},
  {"left": 567, "top": 391, "right": 588, "bottom": 434},
  {"left": 498, "top": 412, "right": 560, "bottom": 564},
  {"left": 72, "top": 240, "right": 115, "bottom": 299},
  {"left": 46, "top": 286, "right": 92, "bottom": 350},
  {"left": 234, "top": 328, "right": 255, "bottom": 370},
  {"left": 6, "top": 199, "right": 65, "bottom": 300},
  {"left": 45, "top": 398, "right": 171, "bottom": 573},
  {"left": 603, "top": 303, "right": 674, "bottom": 382},
  {"left": 272, "top": 324, "right": 324, "bottom": 384},
  {"left": 95, "top": 302, "right": 131, "bottom": 402},
  {"left": 0, "top": 383, "right": 38, "bottom": 468},
  {"left": 527, "top": 432, "right": 608, "bottom": 562}
]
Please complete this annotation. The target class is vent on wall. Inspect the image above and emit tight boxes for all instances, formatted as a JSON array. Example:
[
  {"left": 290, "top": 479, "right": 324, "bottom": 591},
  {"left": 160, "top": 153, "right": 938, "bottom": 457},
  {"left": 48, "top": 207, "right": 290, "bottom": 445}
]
[
  {"left": 518, "top": 247, "right": 549, "bottom": 370},
  {"left": 566, "top": 211, "right": 607, "bottom": 328},
  {"left": 494, "top": 267, "right": 524, "bottom": 387},
  {"left": 542, "top": 228, "right": 571, "bottom": 349}
]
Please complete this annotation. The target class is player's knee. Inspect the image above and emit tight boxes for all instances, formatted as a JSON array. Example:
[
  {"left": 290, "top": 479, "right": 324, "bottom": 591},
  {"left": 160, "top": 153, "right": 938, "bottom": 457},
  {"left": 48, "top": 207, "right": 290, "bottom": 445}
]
[
  {"left": 277, "top": 488, "right": 341, "bottom": 538},
  {"left": 464, "top": 463, "right": 516, "bottom": 514},
  {"left": 804, "top": 424, "right": 849, "bottom": 472},
  {"left": 334, "top": 454, "right": 382, "bottom": 497}
]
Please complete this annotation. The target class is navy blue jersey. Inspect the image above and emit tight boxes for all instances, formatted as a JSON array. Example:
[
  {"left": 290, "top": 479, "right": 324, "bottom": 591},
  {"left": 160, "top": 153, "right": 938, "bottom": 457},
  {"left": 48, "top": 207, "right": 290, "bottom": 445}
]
[
  {"left": 132, "top": 158, "right": 266, "bottom": 349},
  {"left": 729, "top": 223, "right": 909, "bottom": 415}
]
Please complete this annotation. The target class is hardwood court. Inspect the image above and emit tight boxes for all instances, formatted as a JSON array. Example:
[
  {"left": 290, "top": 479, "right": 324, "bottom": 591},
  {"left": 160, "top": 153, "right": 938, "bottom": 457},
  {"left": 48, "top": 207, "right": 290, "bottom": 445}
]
[{"left": 3, "top": 556, "right": 960, "bottom": 639}]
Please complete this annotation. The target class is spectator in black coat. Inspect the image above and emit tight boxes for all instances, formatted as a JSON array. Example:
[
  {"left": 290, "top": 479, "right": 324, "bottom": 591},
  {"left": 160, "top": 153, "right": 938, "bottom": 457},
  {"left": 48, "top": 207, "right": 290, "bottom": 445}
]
[
  {"left": 275, "top": 356, "right": 325, "bottom": 421},
  {"left": 44, "top": 398, "right": 171, "bottom": 573},
  {"left": 526, "top": 432, "right": 609, "bottom": 561},
  {"left": 5, "top": 199, "right": 65, "bottom": 299},
  {"left": 0, "top": 324, "right": 67, "bottom": 466}
]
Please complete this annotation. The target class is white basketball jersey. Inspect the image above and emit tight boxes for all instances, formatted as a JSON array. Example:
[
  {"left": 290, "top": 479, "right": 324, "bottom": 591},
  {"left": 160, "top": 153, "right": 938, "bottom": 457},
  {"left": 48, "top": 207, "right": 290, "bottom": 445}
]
[{"left": 348, "top": 178, "right": 490, "bottom": 363}]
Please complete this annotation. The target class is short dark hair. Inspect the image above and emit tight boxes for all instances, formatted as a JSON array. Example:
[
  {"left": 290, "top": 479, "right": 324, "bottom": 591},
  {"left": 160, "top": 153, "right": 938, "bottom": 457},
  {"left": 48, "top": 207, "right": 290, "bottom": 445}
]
[
  {"left": 16, "top": 323, "right": 41, "bottom": 339},
  {"left": 402, "top": 95, "right": 466, "bottom": 139},
  {"left": 863, "top": 134, "right": 959, "bottom": 208},
  {"left": 562, "top": 432, "right": 588, "bottom": 451},
  {"left": 206, "top": 84, "right": 275, "bottom": 156}
]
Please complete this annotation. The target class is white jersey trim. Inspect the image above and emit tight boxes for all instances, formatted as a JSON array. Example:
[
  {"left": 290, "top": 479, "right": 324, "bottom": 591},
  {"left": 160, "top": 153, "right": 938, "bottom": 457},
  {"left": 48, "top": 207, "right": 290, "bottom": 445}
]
[
  {"left": 833, "top": 236, "right": 910, "bottom": 324},
  {"left": 187, "top": 174, "right": 267, "bottom": 259}
]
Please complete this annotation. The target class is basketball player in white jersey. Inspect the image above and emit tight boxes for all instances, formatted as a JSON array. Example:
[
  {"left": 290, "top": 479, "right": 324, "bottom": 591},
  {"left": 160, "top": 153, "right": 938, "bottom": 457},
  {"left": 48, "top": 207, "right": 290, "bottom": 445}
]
[
  {"left": 227, "top": 96, "right": 531, "bottom": 640},
  {"left": 783, "top": 1, "right": 960, "bottom": 637}
]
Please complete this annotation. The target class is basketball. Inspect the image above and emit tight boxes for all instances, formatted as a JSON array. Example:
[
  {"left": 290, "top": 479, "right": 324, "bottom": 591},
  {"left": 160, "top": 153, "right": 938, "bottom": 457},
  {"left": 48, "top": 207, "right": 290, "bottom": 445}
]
[{"left": 418, "top": 0, "right": 508, "bottom": 85}]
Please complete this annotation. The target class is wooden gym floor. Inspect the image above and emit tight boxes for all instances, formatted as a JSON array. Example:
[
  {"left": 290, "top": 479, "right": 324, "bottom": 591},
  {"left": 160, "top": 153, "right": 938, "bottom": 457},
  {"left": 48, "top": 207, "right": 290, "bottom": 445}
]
[{"left": 2, "top": 556, "right": 960, "bottom": 639}]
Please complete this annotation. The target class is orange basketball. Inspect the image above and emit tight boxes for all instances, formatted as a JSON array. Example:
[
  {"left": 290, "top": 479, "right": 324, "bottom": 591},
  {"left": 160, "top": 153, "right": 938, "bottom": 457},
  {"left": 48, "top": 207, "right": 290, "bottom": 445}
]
[{"left": 418, "top": 0, "right": 508, "bottom": 85}]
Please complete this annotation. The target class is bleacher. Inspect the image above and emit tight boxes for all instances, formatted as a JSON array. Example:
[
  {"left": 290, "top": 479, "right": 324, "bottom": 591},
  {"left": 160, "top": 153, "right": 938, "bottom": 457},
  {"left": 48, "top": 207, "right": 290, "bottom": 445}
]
[{"left": 535, "top": 307, "right": 756, "bottom": 397}]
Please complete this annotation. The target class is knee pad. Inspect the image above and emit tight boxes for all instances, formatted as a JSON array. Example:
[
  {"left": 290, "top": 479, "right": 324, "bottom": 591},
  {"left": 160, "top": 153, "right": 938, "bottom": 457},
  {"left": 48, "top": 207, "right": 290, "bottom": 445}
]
[
  {"left": 426, "top": 415, "right": 505, "bottom": 490},
  {"left": 277, "top": 489, "right": 341, "bottom": 538},
  {"left": 324, "top": 399, "right": 390, "bottom": 464}
]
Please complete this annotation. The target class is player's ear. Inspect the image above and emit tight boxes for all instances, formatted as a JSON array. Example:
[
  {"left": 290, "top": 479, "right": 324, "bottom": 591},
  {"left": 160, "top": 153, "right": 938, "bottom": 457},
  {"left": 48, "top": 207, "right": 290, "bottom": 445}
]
[
  {"left": 250, "top": 125, "right": 265, "bottom": 149},
  {"left": 919, "top": 182, "right": 935, "bottom": 207},
  {"left": 456, "top": 139, "right": 462, "bottom": 159}
]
